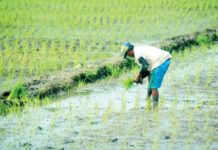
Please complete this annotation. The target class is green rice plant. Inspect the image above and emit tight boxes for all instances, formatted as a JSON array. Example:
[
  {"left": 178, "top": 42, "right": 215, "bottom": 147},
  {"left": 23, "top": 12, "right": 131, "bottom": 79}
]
[
  {"left": 110, "top": 67, "right": 120, "bottom": 78},
  {"left": 93, "top": 102, "right": 100, "bottom": 117},
  {"left": 102, "top": 100, "right": 113, "bottom": 124},
  {"left": 7, "top": 82, "right": 27, "bottom": 100},
  {"left": 101, "top": 109, "right": 108, "bottom": 124},
  {"left": 121, "top": 94, "right": 126, "bottom": 113},
  {"left": 145, "top": 99, "right": 152, "bottom": 112},
  {"left": 0, "top": 102, "right": 12, "bottom": 115},
  {"left": 196, "top": 34, "right": 213, "bottom": 46},
  {"left": 151, "top": 112, "right": 161, "bottom": 149},
  {"left": 40, "top": 97, "right": 51, "bottom": 106},
  {"left": 123, "top": 78, "right": 134, "bottom": 90},
  {"left": 152, "top": 136, "right": 160, "bottom": 150},
  {"left": 153, "top": 109, "right": 160, "bottom": 125},
  {"left": 169, "top": 104, "right": 180, "bottom": 148},
  {"left": 142, "top": 122, "right": 148, "bottom": 137},
  {"left": 134, "top": 95, "right": 140, "bottom": 109},
  {"left": 205, "top": 70, "right": 212, "bottom": 87}
]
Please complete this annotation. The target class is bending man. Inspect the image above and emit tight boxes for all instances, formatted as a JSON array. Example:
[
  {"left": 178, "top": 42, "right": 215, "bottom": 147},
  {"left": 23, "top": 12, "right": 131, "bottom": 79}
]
[{"left": 120, "top": 42, "right": 172, "bottom": 107}]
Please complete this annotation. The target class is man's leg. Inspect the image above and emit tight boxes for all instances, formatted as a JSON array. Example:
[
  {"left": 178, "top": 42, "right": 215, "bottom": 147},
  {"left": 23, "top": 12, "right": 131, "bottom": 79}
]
[
  {"left": 149, "top": 59, "right": 171, "bottom": 108},
  {"left": 146, "top": 75, "right": 152, "bottom": 100},
  {"left": 152, "top": 89, "right": 159, "bottom": 108}
]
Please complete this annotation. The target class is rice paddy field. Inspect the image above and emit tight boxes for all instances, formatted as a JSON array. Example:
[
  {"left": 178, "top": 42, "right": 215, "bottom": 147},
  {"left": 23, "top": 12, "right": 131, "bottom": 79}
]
[
  {"left": 0, "top": 0, "right": 218, "bottom": 149},
  {"left": 0, "top": 0, "right": 217, "bottom": 91}
]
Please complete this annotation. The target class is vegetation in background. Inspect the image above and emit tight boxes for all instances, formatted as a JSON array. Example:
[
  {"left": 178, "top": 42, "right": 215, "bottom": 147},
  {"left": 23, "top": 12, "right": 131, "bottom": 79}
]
[{"left": 0, "top": 0, "right": 217, "bottom": 92}]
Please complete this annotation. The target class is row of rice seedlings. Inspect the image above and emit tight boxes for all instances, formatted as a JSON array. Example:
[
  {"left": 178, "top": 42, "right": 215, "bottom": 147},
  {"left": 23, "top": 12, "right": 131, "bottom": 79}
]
[
  {"left": 1, "top": 0, "right": 216, "bottom": 44},
  {"left": 169, "top": 99, "right": 181, "bottom": 148},
  {"left": 0, "top": 38, "right": 114, "bottom": 90},
  {"left": 202, "top": 108, "right": 210, "bottom": 149},
  {"left": 18, "top": 0, "right": 218, "bottom": 39},
  {"left": 158, "top": 45, "right": 207, "bottom": 148},
  {"left": 182, "top": 60, "right": 216, "bottom": 148},
  {"left": 205, "top": 49, "right": 216, "bottom": 87},
  {"left": 150, "top": 108, "right": 161, "bottom": 149}
]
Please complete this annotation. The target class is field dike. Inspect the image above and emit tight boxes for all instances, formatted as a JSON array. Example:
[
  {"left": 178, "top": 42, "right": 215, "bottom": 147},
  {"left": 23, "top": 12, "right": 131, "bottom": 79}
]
[{"left": 0, "top": 28, "right": 217, "bottom": 102}]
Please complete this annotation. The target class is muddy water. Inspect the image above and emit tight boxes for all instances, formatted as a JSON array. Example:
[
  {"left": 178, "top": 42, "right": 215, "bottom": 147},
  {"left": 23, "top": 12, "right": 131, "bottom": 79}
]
[{"left": 0, "top": 45, "right": 218, "bottom": 150}]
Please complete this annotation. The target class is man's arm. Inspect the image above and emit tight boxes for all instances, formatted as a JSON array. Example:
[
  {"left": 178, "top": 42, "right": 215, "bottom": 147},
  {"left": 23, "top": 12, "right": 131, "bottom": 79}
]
[
  {"left": 135, "top": 57, "right": 150, "bottom": 83},
  {"left": 138, "top": 57, "right": 149, "bottom": 74}
]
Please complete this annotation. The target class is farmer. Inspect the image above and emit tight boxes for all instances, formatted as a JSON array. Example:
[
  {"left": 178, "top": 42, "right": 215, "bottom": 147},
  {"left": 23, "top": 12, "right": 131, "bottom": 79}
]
[{"left": 120, "top": 42, "right": 171, "bottom": 107}]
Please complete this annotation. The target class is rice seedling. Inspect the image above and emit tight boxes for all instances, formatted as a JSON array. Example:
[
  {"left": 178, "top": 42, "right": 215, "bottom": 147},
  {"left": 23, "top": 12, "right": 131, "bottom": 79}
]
[
  {"left": 121, "top": 94, "right": 126, "bottom": 113},
  {"left": 133, "top": 95, "right": 140, "bottom": 109},
  {"left": 123, "top": 78, "right": 134, "bottom": 90},
  {"left": 145, "top": 98, "right": 152, "bottom": 112},
  {"left": 7, "top": 82, "right": 27, "bottom": 100},
  {"left": 196, "top": 34, "right": 213, "bottom": 46},
  {"left": 102, "top": 102, "right": 112, "bottom": 124},
  {"left": 168, "top": 106, "right": 180, "bottom": 147}
]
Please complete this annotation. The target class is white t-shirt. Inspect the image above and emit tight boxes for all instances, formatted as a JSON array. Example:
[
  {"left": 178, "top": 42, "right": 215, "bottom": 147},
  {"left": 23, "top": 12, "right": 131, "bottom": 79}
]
[{"left": 134, "top": 45, "right": 172, "bottom": 71}]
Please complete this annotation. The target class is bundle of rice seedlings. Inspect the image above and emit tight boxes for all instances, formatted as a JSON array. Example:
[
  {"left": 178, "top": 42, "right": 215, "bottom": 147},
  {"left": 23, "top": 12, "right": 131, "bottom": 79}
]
[{"left": 123, "top": 78, "right": 134, "bottom": 90}]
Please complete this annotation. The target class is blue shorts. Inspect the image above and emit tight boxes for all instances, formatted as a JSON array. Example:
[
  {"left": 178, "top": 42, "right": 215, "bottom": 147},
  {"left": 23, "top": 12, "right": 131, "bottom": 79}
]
[{"left": 149, "top": 59, "right": 171, "bottom": 89}]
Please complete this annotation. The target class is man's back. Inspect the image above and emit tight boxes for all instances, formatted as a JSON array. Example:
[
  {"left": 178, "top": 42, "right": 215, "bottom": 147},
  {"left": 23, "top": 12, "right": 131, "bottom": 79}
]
[{"left": 134, "top": 45, "right": 171, "bottom": 71}]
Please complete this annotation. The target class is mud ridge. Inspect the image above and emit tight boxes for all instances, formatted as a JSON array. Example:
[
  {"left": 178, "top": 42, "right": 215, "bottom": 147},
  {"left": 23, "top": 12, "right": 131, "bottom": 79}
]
[
  {"left": 154, "top": 28, "right": 217, "bottom": 52},
  {"left": 0, "top": 28, "right": 217, "bottom": 100}
]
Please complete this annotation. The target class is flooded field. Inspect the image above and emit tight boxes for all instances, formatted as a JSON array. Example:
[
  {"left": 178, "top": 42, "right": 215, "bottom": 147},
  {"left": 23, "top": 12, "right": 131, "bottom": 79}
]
[{"left": 0, "top": 44, "right": 217, "bottom": 149}]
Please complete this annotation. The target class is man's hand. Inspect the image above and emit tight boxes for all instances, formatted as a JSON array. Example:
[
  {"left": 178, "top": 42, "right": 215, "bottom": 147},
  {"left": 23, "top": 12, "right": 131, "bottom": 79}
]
[
  {"left": 134, "top": 74, "right": 143, "bottom": 84},
  {"left": 133, "top": 79, "right": 143, "bottom": 84},
  {"left": 134, "top": 70, "right": 150, "bottom": 84}
]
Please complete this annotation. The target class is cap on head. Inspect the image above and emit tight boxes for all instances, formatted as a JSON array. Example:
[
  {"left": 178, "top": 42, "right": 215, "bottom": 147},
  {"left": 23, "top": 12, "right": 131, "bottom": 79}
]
[{"left": 120, "top": 42, "right": 134, "bottom": 59}]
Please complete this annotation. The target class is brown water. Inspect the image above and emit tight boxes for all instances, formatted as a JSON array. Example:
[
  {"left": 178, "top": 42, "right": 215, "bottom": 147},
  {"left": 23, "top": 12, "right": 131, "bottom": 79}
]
[{"left": 0, "top": 44, "right": 218, "bottom": 150}]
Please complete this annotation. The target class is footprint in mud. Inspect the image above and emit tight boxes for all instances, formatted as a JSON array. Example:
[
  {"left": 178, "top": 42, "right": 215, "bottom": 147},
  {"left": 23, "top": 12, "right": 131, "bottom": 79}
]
[
  {"left": 44, "top": 146, "right": 57, "bottom": 150},
  {"left": 73, "top": 131, "right": 79, "bottom": 135},
  {"left": 110, "top": 138, "right": 118, "bottom": 143},
  {"left": 90, "top": 121, "right": 100, "bottom": 125},
  {"left": 45, "top": 107, "right": 59, "bottom": 112},
  {"left": 19, "top": 142, "right": 32, "bottom": 148},
  {"left": 37, "top": 126, "right": 43, "bottom": 130},
  {"left": 164, "top": 135, "right": 171, "bottom": 140},
  {"left": 127, "top": 142, "right": 136, "bottom": 147},
  {"left": 63, "top": 139, "right": 75, "bottom": 144},
  {"left": 75, "top": 116, "right": 89, "bottom": 121}
]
